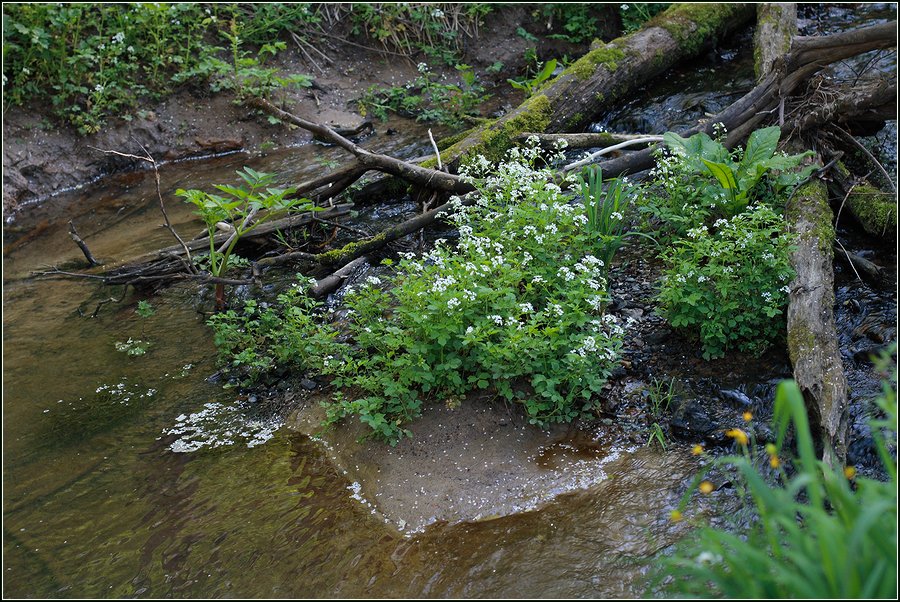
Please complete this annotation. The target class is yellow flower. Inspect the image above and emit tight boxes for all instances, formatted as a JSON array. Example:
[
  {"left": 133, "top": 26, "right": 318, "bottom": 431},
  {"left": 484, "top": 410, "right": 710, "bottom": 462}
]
[
  {"left": 670, "top": 510, "right": 683, "bottom": 523},
  {"left": 844, "top": 466, "right": 857, "bottom": 480},
  {"left": 742, "top": 411, "right": 753, "bottom": 422},
  {"left": 699, "top": 480, "right": 715, "bottom": 494},
  {"left": 691, "top": 444, "right": 704, "bottom": 456},
  {"left": 725, "top": 428, "right": 749, "bottom": 446},
  {"left": 769, "top": 456, "right": 780, "bottom": 469}
]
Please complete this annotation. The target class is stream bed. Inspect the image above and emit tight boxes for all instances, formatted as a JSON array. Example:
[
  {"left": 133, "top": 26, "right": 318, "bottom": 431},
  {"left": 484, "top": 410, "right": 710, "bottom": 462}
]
[{"left": 3, "top": 5, "right": 896, "bottom": 597}]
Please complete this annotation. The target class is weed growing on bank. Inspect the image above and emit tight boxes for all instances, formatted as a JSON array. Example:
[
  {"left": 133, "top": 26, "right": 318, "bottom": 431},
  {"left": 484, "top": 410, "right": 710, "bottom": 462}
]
[
  {"left": 2, "top": 4, "right": 315, "bottom": 133},
  {"left": 359, "top": 61, "right": 489, "bottom": 126}
]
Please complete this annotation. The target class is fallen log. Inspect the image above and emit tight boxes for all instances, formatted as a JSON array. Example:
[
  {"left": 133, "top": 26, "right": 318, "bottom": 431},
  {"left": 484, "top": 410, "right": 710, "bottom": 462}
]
[
  {"left": 431, "top": 4, "right": 755, "bottom": 169},
  {"left": 757, "top": 4, "right": 850, "bottom": 466},
  {"left": 785, "top": 179, "right": 849, "bottom": 466},
  {"left": 829, "top": 159, "right": 897, "bottom": 239},
  {"left": 582, "top": 19, "right": 897, "bottom": 180},
  {"left": 753, "top": 3, "right": 796, "bottom": 80}
]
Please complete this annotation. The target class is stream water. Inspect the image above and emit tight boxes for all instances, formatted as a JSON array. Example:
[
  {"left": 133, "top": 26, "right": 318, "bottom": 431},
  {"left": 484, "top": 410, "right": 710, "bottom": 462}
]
[{"left": 3, "top": 5, "right": 896, "bottom": 598}]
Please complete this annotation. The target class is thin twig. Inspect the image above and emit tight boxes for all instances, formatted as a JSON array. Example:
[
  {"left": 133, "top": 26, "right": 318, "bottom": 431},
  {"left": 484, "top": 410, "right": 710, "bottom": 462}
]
[
  {"left": 88, "top": 286, "right": 130, "bottom": 318},
  {"left": 563, "top": 137, "right": 665, "bottom": 172},
  {"left": 832, "top": 125, "right": 896, "bottom": 193},
  {"left": 67, "top": 220, "right": 102, "bottom": 267},
  {"left": 428, "top": 129, "right": 443, "bottom": 172},
  {"left": 834, "top": 238, "right": 864, "bottom": 283},
  {"left": 87, "top": 143, "right": 198, "bottom": 273},
  {"left": 311, "top": 216, "right": 370, "bottom": 237}
]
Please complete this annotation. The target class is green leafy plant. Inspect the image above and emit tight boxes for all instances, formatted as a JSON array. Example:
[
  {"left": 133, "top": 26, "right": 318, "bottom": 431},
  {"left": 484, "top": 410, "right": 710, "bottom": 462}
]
[
  {"left": 537, "top": 4, "right": 602, "bottom": 43},
  {"left": 135, "top": 300, "right": 155, "bottom": 319},
  {"left": 209, "top": 140, "right": 626, "bottom": 443},
  {"left": 508, "top": 58, "right": 557, "bottom": 97},
  {"left": 208, "top": 278, "right": 341, "bottom": 387},
  {"left": 3, "top": 4, "right": 313, "bottom": 133},
  {"left": 359, "top": 62, "right": 488, "bottom": 126},
  {"left": 115, "top": 299, "right": 156, "bottom": 355},
  {"left": 620, "top": 3, "right": 671, "bottom": 34},
  {"left": 177, "top": 167, "right": 319, "bottom": 308},
  {"left": 652, "top": 362, "right": 897, "bottom": 598},
  {"left": 579, "top": 165, "right": 653, "bottom": 270},
  {"left": 662, "top": 126, "right": 817, "bottom": 216},
  {"left": 647, "top": 376, "right": 676, "bottom": 418},
  {"left": 642, "top": 126, "right": 818, "bottom": 241},
  {"left": 343, "top": 3, "right": 492, "bottom": 65},
  {"left": 656, "top": 204, "right": 795, "bottom": 359},
  {"left": 647, "top": 422, "right": 668, "bottom": 450}
]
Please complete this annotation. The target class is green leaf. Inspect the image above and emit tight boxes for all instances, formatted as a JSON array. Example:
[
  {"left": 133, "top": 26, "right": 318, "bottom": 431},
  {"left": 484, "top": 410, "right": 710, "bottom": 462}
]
[
  {"left": 740, "top": 125, "right": 780, "bottom": 172},
  {"left": 701, "top": 159, "right": 737, "bottom": 191}
]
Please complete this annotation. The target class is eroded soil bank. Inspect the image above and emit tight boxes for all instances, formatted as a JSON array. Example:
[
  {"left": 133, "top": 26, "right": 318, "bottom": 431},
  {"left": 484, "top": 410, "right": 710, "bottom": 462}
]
[{"left": 2, "top": 5, "right": 603, "bottom": 215}]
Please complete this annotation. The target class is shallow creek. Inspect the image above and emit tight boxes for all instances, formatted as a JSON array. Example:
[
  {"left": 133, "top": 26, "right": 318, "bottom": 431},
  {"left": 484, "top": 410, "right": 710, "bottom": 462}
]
[
  {"left": 3, "top": 126, "right": 710, "bottom": 597},
  {"left": 4, "top": 5, "right": 896, "bottom": 596}
]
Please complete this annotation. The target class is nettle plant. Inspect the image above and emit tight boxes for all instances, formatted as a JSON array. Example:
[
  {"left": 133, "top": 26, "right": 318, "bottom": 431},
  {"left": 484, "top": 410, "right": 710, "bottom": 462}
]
[
  {"left": 209, "top": 139, "right": 628, "bottom": 443},
  {"left": 657, "top": 204, "right": 795, "bottom": 359}
]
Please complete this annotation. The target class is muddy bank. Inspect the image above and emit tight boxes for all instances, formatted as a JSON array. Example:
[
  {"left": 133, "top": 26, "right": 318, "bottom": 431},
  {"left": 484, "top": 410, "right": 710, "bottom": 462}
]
[{"left": 2, "top": 5, "right": 598, "bottom": 217}]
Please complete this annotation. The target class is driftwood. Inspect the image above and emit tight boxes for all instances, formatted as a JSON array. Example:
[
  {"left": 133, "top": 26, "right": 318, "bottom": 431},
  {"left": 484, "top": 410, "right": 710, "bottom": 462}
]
[
  {"left": 785, "top": 179, "right": 849, "bottom": 466},
  {"left": 310, "top": 255, "right": 371, "bottom": 298},
  {"left": 67, "top": 220, "right": 101, "bottom": 267},
  {"left": 757, "top": 3, "right": 849, "bottom": 466},
  {"left": 586, "top": 19, "right": 897, "bottom": 180},
  {"left": 434, "top": 4, "right": 755, "bottom": 168},
  {"left": 248, "top": 97, "right": 475, "bottom": 196}
]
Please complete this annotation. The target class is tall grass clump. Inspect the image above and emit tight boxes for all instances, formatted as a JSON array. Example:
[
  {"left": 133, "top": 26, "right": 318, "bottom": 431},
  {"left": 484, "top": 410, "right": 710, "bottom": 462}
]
[{"left": 650, "top": 348, "right": 897, "bottom": 598}]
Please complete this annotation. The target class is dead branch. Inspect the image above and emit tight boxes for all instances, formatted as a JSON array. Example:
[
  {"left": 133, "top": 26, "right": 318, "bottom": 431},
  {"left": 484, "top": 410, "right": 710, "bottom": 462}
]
[
  {"left": 833, "top": 241, "right": 891, "bottom": 289},
  {"left": 310, "top": 255, "right": 371, "bottom": 298},
  {"left": 517, "top": 131, "right": 660, "bottom": 150},
  {"left": 88, "top": 143, "right": 197, "bottom": 273},
  {"left": 67, "top": 220, "right": 101, "bottom": 267},
  {"left": 248, "top": 97, "right": 475, "bottom": 196}
]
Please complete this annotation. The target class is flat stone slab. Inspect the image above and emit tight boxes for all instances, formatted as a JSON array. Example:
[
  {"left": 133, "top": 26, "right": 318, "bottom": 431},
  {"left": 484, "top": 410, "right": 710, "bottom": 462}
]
[{"left": 287, "top": 395, "right": 639, "bottom": 534}]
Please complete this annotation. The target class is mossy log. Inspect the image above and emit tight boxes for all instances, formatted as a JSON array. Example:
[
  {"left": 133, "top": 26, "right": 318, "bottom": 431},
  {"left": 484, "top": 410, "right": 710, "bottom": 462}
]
[
  {"left": 831, "top": 161, "right": 897, "bottom": 238},
  {"left": 785, "top": 180, "right": 849, "bottom": 466},
  {"left": 759, "top": 4, "right": 850, "bottom": 465},
  {"left": 430, "top": 3, "right": 755, "bottom": 168},
  {"left": 594, "top": 19, "right": 897, "bottom": 180},
  {"left": 753, "top": 3, "right": 796, "bottom": 80}
]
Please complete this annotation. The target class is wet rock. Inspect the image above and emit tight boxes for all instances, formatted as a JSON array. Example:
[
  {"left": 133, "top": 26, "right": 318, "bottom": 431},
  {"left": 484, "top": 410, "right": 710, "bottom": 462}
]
[
  {"left": 300, "top": 378, "right": 319, "bottom": 391},
  {"left": 718, "top": 388, "right": 753, "bottom": 407}
]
